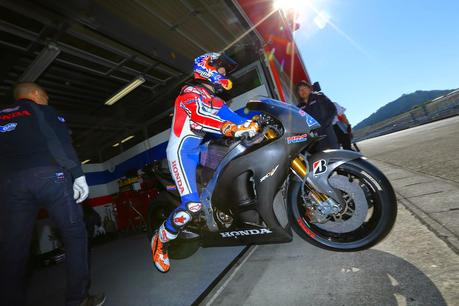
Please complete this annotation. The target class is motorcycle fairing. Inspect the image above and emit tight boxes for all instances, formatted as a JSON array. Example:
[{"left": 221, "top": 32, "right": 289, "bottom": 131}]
[
  {"left": 205, "top": 137, "right": 293, "bottom": 246},
  {"left": 202, "top": 98, "right": 322, "bottom": 246},
  {"left": 303, "top": 149, "right": 364, "bottom": 202}
]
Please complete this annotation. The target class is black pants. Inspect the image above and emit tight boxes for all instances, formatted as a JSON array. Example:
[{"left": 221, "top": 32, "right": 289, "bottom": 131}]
[
  {"left": 313, "top": 125, "right": 340, "bottom": 152},
  {"left": 0, "top": 166, "right": 89, "bottom": 306},
  {"left": 333, "top": 124, "right": 352, "bottom": 150}
]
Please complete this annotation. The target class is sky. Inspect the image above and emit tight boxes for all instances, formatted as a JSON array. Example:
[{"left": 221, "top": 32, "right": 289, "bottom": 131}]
[{"left": 291, "top": 0, "right": 459, "bottom": 125}]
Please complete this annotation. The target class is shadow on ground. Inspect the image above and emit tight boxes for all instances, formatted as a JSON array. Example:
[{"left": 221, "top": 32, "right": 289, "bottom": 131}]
[{"left": 211, "top": 247, "right": 447, "bottom": 306}]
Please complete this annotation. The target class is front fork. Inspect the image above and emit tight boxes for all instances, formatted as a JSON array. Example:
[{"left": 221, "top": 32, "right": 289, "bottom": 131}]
[{"left": 264, "top": 129, "right": 329, "bottom": 203}]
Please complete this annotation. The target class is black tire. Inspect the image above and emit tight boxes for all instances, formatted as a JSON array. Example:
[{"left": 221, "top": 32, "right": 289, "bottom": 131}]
[
  {"left": 146, "top": 193, "right": 200, "bottom": 259},
  {"left": 146, "top": 198, "right": 175, "bottom": 240},
  {"left": 288, "top": 158, "right": 397, "bottom": 251}
]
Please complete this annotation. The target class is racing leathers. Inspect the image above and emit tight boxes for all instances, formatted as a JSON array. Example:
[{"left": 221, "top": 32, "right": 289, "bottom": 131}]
[{"left": 160, "top": 83, "right": 248, "bottom": 242}]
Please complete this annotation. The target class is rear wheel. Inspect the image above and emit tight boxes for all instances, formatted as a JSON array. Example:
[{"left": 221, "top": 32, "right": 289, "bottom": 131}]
[
  {"left": 146, "top": 194, "right": 200, "bottom": 259},
  {"left": 288, "top": 158, "right": 397, "bottom": 251}
]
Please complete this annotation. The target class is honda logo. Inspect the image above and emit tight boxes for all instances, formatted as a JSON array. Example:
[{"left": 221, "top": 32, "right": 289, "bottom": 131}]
[{"left": 219, "top": 228, "right": 273, "bottom": 238}]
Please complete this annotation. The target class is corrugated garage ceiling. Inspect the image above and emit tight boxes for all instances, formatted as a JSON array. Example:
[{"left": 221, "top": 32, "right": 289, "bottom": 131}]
[{"left": 0, "top": 0, "right": 261, "bottom": 162}]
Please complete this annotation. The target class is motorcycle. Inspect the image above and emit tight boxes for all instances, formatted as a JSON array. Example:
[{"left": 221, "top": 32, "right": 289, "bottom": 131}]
[{"left": 146, "top": 97, "right": 397, "bottom": 258}]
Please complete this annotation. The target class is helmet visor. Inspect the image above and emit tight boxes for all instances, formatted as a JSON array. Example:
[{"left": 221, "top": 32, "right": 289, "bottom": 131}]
[{"left": 212, "top": 54, "right": 238, "bottom": 74}]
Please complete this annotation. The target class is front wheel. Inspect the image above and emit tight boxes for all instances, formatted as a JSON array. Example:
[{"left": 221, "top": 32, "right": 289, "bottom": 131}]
[{"left": 288, "top": 158, "right": 397, "bottom": 251}]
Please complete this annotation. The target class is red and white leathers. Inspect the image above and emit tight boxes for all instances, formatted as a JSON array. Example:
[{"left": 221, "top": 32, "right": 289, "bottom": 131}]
[{"left": 160, "top": 83, "right": 247, "bottom": 242}]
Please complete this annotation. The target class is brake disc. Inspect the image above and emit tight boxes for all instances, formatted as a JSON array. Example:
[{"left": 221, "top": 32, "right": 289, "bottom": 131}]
[{"left": 313, "top": 174, "right": 368, "bottom": 233}]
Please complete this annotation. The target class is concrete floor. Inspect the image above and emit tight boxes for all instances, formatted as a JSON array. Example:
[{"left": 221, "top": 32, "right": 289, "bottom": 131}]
[
  {"left": 358, "top": 116, "right": 459, "bottom": 250},
  {"left": 358, "top": 116, "right": 459, "bottom": 184},
  {"left": 26, "top": 235, "right": 244, "bottom": 306},
  {"left": 202, "top": 206, "right": 458, "bottom": 306}
]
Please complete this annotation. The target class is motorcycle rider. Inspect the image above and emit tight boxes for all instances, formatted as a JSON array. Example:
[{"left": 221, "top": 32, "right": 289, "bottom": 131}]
[{"left": 151, "top": 52, "right": 259, "bottom": 273}]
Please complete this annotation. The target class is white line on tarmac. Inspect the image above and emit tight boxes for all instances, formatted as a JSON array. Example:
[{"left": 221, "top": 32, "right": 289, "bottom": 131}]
[{"left": 205, "top": 245, "right": 259, "bottom": 306}]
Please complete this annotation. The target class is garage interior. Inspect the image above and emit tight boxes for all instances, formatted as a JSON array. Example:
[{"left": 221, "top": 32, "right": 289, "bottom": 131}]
[
  {"left": 0, "top": 0, "right": 264, "bottom": 164},
  {"left": 0, "top": 0, "right": 289, "bottom": 305}
]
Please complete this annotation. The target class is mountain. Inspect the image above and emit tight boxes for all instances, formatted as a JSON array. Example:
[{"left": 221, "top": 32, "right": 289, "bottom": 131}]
[{"left": 354, "top": 89, "right": 454, "bottom": 130}]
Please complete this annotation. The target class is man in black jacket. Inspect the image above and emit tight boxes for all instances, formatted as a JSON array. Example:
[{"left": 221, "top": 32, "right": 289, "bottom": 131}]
[
  {"left": 0, "top": 83, "right": 104, "bottom": 306},
  {"left": 296, "top": 80, "right": 339, "bottom": 151}
]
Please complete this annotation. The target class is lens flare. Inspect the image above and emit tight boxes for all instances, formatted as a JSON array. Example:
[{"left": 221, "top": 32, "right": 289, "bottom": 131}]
[
  {"left": 273, "top": 0, "right": 309, "bottom": 12},
  {"left": 313, "top": 11, "right": 330, "bottom": 29}
]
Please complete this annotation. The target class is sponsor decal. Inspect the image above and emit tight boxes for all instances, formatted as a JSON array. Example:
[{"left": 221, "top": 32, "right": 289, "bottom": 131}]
[
  {"left": 306, "top": 114, "right": 319, "bottom": 127},
  {"left": 297, "top": 217, "right": 316, "bottom": 238},
  {"left": 0, "top": 110, "right": 31, "bottom": 121},
  {"left": 220, "top": 228, "right": 273, "bottom": 238},
  {"left": 57, "top": 116, "right": 66, "bottom": 123},
  {"left": 0, "top": 106, "right": 20, "bottom": 114},
  {"left": 299, "top": 109, "right": 306, "bottom": 117},
  {"left": 173, "top": 211, "right": 191, "bottom": 226},
  {"left": 312, "top": 159, "right": 327, "bottom": 176},
  {"left": 287, "top": 133, "right": 309, "bottom": 144},
  {"left": 260, "top": 164, "right": 279, "bottom": 182},
  {"left": 190, "top": 122, "right": 203, "bottom": 131},
  {"left": 55, "top": 172, "right": 65, "bottom": 180},
  {"left": 166, "top": 185, "right": 177, "bottom": 191},
  {"left": 0, "top": 122, "right": 17, "bottom": 133},
  {"left": 171, "top": 160, "right": 185, "bottom": 193},
  {"left": 360, "top": 171, "right": 383, "bottom": 191},
  {"left": 187, "top": 202, "right": 202, "bottom": 213},
  {"left": 160, "top": 229, "right": 170, "bottom": 242}
]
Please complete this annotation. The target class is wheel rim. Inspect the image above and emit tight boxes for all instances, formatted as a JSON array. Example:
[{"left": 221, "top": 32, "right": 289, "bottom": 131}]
[
  {"left": 149, "top": 206, "right": 169, "bottom": 233},
  {"left": 295, "top": 164, "right": 383, "bottom": 244}
]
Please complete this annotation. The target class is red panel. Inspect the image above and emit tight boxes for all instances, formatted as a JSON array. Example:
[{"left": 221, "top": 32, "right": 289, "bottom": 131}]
[
  {"left": 36, "top": 194, "right": 114, "bottom": 220},
  {"left": 236, "top": 0, "right": 311, "bottom": 86},
  {"left": 264, "top": 45, "right": 286, "bottom": 101},
  {"left": 112, "top": 189, "right": 158, "bottom": 231},
  {"left": 85, "top": 195, "right": 113, "bottom": 207}
]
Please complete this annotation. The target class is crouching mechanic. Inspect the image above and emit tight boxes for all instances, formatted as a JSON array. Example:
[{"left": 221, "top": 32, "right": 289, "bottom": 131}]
[{"left": 151, "top": 53, "right": 259, "bottom": 272}]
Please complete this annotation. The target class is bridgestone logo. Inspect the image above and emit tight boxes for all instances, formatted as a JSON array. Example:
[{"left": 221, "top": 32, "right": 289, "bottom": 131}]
[{"left": 219, "top": 228, "right": 273, "bottom": 238}]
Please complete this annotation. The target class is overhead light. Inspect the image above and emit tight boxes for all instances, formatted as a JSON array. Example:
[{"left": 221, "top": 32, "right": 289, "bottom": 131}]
[
  {"left": 105, "top": 76, "right": 146, "bottom": 106},
  {"left": 19, "top": 43, "right": 61, "bottom": 82},
  {"left": 82, "top": 159, "right": 91, "bottom": 164},
  {"left": 112, "top": 135, "right": 134, "bottom": 148},
  {"left": 121, "top": 135, "right": 135, "bottom": 143}
]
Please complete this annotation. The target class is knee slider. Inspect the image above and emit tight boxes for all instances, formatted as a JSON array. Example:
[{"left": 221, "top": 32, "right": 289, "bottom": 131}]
[{"left": 172, "top": 210, "right": 192, "bottom": 228}]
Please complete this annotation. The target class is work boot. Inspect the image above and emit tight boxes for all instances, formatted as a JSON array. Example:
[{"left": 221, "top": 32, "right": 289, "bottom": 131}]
[
  {"left": 79, "top": 293, "right": 106, "bottom": 306},
  {"left": 151, "top": 230, "right": 171, "bottom": 273}
]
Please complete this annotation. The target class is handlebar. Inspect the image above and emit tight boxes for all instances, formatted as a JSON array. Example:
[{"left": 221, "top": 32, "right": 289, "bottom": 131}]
[{"left": 241, "top": 126, "right": 269, "bottom": 147}]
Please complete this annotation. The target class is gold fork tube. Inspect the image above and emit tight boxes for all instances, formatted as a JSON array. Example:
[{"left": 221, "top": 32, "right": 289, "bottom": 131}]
[
  {"left": 264, "top": 128, "right": 277, "bottom": 140},
  {"left": 291, "top": 157, "right": 308, "bottom": 178}
]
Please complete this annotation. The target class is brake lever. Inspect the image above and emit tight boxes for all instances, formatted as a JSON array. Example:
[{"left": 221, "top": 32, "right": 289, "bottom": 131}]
[{"left": 241, "top": 126, "right": 268, "bottom": 147}]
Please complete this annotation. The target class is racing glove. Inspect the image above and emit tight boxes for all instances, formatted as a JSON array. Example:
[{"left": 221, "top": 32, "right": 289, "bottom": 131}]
[
  {"left": 221, "top": 120, "right": 259, "bottom": 138},
  {"left": 73, "top": 176, "right": 89, "bottom": 204}
]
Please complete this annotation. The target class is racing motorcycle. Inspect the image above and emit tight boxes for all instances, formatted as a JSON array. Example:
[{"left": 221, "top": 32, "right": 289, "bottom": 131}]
[{"left": 146, "top": 97, "right": 397, "bottom": 258}]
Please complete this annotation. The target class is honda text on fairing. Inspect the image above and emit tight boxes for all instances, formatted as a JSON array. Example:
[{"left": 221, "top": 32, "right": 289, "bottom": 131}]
[{"left": 147, "top": 97, "right": 397, "bottom": 256}]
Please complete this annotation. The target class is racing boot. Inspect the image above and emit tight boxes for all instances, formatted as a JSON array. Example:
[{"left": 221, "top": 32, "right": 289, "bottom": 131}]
[{"left": 151, "top": 224, "right": 176, "bottom": 273}]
